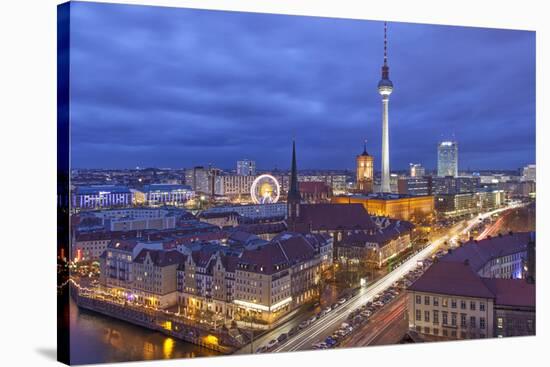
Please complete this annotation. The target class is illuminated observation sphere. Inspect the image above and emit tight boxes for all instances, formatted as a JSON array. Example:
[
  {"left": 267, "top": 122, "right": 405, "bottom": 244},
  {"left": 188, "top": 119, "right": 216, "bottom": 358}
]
[{"left": 250, "top": 174, "right": 281, "bottom": 204}]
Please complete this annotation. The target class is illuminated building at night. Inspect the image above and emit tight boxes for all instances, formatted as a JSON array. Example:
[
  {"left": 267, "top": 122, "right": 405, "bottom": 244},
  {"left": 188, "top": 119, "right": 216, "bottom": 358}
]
[
  {"left": 176, "top": 232, "right": 333, "bottom": 323},
  {"left": 141, "top": 184, "right": 195, "bottom": 206},
  {"left": 407, "top": 232, "right": 535, "bottom": 340},
  {"left": 521, "top": 164, "right": 536, "bottom": 182},
  {"left": 435, "top": 189, "right": 505, "bottom": 218},
  {"left": 132, "top": 249, "right": 185, "bottom": 308},
  {"left": 72, "top": 185, "right": 133, "bottom": 209},
  {"left": 331, "top": 193, "right": 434, "bottom": 223},
  {"left": 286, "top": 142, "right": 378, "bottom": 242},
  {"left": 202, "top": 203, "right": 287, "bottom": 219},
  {"left": 237, "top": 159, "right": 256, "bottom": 176},
  {"left": 398, "top": 176, "right": 432, "bottom": 196},
  {"left": 356, "top": 141, "right": 374, "bottom": 194},
  {"left": 438, "top": 141, "right": 459, "bottom": 177},
  {"left": 185, "top": 166, "right": 210, "bottom": 194},
  {"left": 410, "top": 163, "right": 426, "bottom": 177},
  {"left": 337, "top": 218, "right": 414, "bottom": 268}
]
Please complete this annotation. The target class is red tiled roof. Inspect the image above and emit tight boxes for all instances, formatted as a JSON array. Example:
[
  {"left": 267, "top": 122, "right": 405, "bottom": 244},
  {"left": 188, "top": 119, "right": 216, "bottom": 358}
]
[
  {"left": 442, "top": 232, "right": 531, "bottom": 272},
  {"left": 106, "top": 239, "right": 139, "bottom": 252},
  {"left": 408, "top": 261, "right": 495, "bottom": 299},
  {"left": 340, "top": 219, "right": 413, "bottom": 248},
  {"left": 292, "top": 203, "right": 376, "bottom": 231},
  {"left": 299, "top": 181, "right": 331, "bottom": 194},
  {"left": 482, "top": 278, "right": 535, "bottom": 307},
  {"left": 134, "top": 249, "right": 185, "bottom": 267},
  {"left": 238, "top": 233, "right": 320, "bottom": 274}
]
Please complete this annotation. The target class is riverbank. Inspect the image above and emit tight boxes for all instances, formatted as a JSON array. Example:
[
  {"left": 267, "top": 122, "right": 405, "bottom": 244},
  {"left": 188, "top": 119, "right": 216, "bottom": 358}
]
[{"left": 71, "top": 285, "right": 242, "bottom": 355}]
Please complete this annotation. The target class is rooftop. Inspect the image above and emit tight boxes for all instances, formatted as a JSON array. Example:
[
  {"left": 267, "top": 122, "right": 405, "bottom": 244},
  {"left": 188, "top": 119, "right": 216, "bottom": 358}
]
[
  {"left": 291, "top": 203, "right": 377, "bottom": 231},
  {"left": 142, "top": 184, "right": 193, "bottom": 192},
  {"left": 441, "top": 232, "right": 533, "bottom": 272}
]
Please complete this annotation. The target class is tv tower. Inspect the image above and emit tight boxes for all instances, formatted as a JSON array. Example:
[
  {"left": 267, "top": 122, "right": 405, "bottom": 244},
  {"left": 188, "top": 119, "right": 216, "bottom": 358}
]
[{"left": 378, "top": 21, "right": 393, "bottom": 193}]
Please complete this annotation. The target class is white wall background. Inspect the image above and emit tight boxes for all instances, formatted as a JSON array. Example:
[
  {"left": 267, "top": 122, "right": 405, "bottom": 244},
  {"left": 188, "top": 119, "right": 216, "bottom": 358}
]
[{"left": 0, "top": 0, "right": 546, "bottom": 366}]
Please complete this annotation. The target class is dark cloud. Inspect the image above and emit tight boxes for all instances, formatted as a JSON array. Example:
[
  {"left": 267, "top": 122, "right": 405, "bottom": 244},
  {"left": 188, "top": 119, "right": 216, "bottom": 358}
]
[{"left": 69, "top": 2, "right": 535, "bottom": 170}]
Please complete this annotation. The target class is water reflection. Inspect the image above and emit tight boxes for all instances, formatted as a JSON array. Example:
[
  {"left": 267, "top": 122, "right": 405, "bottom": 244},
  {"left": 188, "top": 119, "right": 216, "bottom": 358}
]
[{"left": 68, "top": 297, "right": 219, "bottom": 365}]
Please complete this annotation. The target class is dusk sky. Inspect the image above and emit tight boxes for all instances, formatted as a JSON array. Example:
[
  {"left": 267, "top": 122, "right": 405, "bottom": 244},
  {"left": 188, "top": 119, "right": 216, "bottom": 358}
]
[{"left": 69, "top": 1, "right": 536, "bottom": 171}]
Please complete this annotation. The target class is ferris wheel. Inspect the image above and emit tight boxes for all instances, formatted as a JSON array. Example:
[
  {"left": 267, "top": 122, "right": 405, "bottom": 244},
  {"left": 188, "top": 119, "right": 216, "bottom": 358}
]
[{"left": 250, "top": 174, "right": 281, "bottom": 204}]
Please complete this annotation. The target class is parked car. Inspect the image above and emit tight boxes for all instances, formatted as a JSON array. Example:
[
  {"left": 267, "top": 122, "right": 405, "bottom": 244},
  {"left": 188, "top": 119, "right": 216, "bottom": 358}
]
[
  {"left": 256, "top": 346, "right": 268, "bottom": 354},
  {"left": 299, "top": 320, "right": 309, "bottom": 329},
  {"left": 288, "top": 326, "right": 299, "bottom": 336},
  {"left": 267, "top": 339, "right": 278, "bottom": 349},
  {"left": 277, "top": 333, "right": 288, "bottom": 343}
]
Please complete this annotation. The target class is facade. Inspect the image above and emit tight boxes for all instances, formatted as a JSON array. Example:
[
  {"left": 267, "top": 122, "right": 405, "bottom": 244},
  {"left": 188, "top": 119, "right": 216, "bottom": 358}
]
[
  {"left": 443, "top": 232, "right": 532, "bottom": 280},
  {"left": 410, "top": 163, "right": 426, "bottom": 177},
  {"left": 299, "top": 181, "right": 332, "bottom": 203},
  {"left": 337, "top": 218, "right": 414, "bottom": 267},
  {"left": 435, "top": 190, "right": 505, "bottom": 218},
  {"left": 202, "top": 203, "right": 287, "bottom": 219},
  {"left": 331, "top": 193, "right": 434, "bottom": 223},
  {"left": 237, "top": 159, "right": 256, "bottom": 176},
  {"left": 73, "top": 232, "right": 112, "bottom": 262},
  {"left": 299, "top": 175, "right": 347, "bottom": 195},
  {"left": 176, "top": 232, "right": 333, "bottom": 324},
  {"left": 356, "top": 143, "right": 374, "bottom": 194},
  {"left": 398, "top": 177, "right": 431, "bottom": 196},
  {"left": 85, "top": 208, "right": 183, "bottom": 232},
  {"left": 435, "top": 193, "right": 479, "bottom": 218},
  {"left": 141, "top": 184, "right": 194, "bottom": 206},
  {"left": 214, "top": 175, "right": 257, "bottom": 197},
  {"left": 197, "top": 211, "right": 240, "bottom": 228},
  {"left": 185, "top": 166, "right": 210, "bottom": 194},
  {"left": 99, "top": 240, "right": 163, "bottom": 290},
  {"left": 521, "top": 164, "right": 536, "bottom": 182},
  {"left": 407, "top": 232, "right": 535, "bottom": 340},
  {"left": 177, "top": 250, "right": 238, "bottom": 319},
  {"left": 432, "top": 176, "right": 480, "bottom": 195},
  {"left": 437, "top": 141, "right": 458, "bottom": 177},
  {"left": 72, "top": 185, "right": 132, "bottom": 209},
  {"left": 132, "top": 249, "right": 185, "bottom": 308}
]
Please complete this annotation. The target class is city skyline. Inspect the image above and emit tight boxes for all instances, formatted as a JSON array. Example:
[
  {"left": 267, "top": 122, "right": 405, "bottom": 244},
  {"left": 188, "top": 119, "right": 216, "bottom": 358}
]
[{"left": 70, "top": 2, "right": 535, "bottom": 170}]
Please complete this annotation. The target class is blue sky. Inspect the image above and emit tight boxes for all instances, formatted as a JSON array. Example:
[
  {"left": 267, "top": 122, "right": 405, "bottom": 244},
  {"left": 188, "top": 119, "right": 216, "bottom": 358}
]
[{"left": 68, "top": 1, "right": 536, "bottom": 171}]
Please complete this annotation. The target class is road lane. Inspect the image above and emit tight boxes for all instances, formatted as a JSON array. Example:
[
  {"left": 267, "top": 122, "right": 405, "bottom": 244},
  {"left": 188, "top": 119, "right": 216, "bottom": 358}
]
[{"left": 270, "top": 204, "right": 522, "bottom": 353}]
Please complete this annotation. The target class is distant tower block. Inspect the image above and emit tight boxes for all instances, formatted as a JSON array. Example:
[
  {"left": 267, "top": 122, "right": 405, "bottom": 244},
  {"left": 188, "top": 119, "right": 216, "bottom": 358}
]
[
  {"left": 356, "top": 140, "right": 374, "bottom": 194},
  {"left": 378, "top": 21, "right": 393, "bottom": 193}
]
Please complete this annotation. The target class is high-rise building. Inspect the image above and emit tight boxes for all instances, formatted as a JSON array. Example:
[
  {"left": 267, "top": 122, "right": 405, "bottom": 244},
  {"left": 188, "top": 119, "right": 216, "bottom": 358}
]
[
  {"left": 184, "top": 166, "right": 210, "bottom": 194},
  {"left": 522, "top": 164, "right": 536, "bottom": 182},
  {"left": 398, "top": 176, "right": 432, "bottom": 196},
  {"left": 410, "top": 163, "right": 425, "bottom": 177},
  {"left": 437, "top": 141, "right": 458, "bottom": 177},
  {"left": 378, "top": 22, "right": 393, "bottom": 193},
  {"left": 356, "top": 141, "right": 374, "bottom": 193},
  {"left": 237, "top": 159, "right": 256, "bottom": 176}
]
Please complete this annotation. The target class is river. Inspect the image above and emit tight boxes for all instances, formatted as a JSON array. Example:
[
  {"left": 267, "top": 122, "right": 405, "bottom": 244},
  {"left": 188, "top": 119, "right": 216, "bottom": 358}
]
[{"left": 67, "top": 296, "right": 220, "bottom": 365}]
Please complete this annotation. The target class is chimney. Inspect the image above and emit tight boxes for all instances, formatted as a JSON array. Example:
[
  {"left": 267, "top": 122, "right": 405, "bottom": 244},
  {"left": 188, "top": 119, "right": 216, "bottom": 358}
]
[
  {"left": 469, "top": 236, "right": 474, "bottom": 242},
  {"left": 498, "top": 233, "right": 503, "bottom": 238},
  {"left": 509, "top": 231, "right": 514, "bottom": 236}
]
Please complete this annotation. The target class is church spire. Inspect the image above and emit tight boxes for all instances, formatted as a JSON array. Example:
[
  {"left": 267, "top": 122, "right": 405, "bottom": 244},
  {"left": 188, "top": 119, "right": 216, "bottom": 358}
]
[
  {"left": 287, "top": 140, "right": 301, "bottom": 224},
  {"left": 288, "top": 140, "right": 300, "bottom": 202}
]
